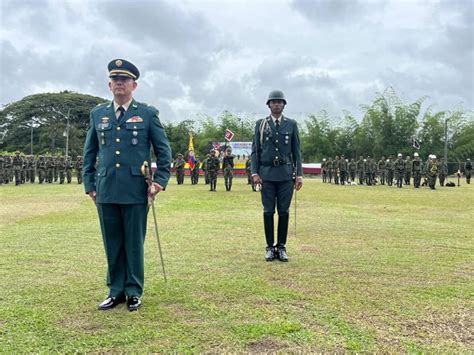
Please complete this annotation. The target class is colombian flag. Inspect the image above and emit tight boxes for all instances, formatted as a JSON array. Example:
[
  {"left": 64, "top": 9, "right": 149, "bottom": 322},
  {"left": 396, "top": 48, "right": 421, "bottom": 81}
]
[{"left": 187, "top": 132, "right": 196, "bottom": 170}]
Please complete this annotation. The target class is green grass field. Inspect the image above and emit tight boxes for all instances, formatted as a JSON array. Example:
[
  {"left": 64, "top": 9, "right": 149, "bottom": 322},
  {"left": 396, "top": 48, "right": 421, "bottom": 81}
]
[{"left": 0, "top": 177, "right": 473, "bottom": 352}]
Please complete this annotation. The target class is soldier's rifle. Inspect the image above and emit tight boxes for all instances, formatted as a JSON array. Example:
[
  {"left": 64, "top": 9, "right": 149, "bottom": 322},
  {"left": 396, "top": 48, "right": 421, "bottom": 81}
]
[{"left": 141, "top": 161, "right": 167, "bottom": 282}]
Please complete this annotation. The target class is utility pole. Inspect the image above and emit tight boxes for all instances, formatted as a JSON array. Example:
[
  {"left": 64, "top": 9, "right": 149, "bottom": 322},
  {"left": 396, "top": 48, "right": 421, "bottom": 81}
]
[
  {"left": 444, "top": 117, "right": 449, "bottom": 163},
  {"left": 65, "top": 109, "right": 70, "bottom": 157}
]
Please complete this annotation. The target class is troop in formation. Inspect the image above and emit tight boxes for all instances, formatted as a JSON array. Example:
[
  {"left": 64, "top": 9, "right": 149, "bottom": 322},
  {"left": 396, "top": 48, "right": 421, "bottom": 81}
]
[
  {"left": 172, "top": 147, "right": 237, "bottom": 192},
  {"left": 0, "top": 152, "right": 83, "bottom": 185},
  {"left": 321, "top": 154, "right": 472, "bottom": 189}
]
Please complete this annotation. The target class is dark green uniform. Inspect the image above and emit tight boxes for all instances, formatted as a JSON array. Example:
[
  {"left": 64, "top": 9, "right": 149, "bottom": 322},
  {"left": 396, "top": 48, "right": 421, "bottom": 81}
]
[
  {"left": 404, "top": 156, "right": 412, "bottom": 185},
  {"left": 427, "top": 157, "right": 438, "bottom": 189},
  {"left": 26, "top": 156, "right": 36, "bottom": 183},
  {"left": 57, "top": 157, "right": 67, "bottom": 184},
  {"left": 377, "top": 157, "right": 386, "bottom": 185},
  {"left": 251, "top": 115, "right": 302, "bottom": 255},
  {"left": 339, "top": 156, "right": 348, "bottom": 185},
  {"left": 356, "top": 156, "right": 364, "bottom": 185},
  {"left": 0, "top": 155, "right": 4, "bottom": 184},
  {"left": 333, "top": 156, "right": 340, "bottom": 184},
  {"left": 386, "top": 158, "right": 394, "bottom": 186},
  {"left": 326, "top": 158, "right": 333, "bottom": 183},
  {"left": 66, "top": 156, "right": 73, "bottom": 183},
  {"left": 83, "top": 98, "right": 171, "bottom": 300}
]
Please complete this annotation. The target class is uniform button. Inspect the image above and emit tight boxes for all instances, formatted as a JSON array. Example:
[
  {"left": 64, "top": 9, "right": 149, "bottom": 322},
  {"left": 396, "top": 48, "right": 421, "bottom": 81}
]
[
  {"left": 116, "top": 138, "right": 120, "bottom": 142},
  {"left": 275, "top": 156, "right": 279, "bottom": 159},
  {"left": 116, "top": 163, "right": 120, "bottom": 168},
  {"left": 276, "top": 148, "right": 279, "bottom": 151},
  {"left": 116, "top": 127, "right": 121, "bottom": 131},
  {"left": 276, "top": 132, "right": 279, "bottom": 135},
  {"left": 276, "top": 140, "right": 279, "bottom": 143},
  {"left": 116, "top": 151, "right": 120, "bottom": 155}
]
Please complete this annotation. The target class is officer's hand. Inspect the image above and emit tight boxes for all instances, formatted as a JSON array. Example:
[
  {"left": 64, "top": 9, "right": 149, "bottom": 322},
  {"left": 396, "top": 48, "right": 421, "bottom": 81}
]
[
  {"left": 252, "top": 174, "right": 262, "bottom": 185},
  {"left": 149, "top": 182, "right": 163, "bottom": 198},
  {"left": 295, "top": 177, "right": 303, "bottom": 191},
  {"left": 87, "top": 191, "right": 97, "bottom": 204}
]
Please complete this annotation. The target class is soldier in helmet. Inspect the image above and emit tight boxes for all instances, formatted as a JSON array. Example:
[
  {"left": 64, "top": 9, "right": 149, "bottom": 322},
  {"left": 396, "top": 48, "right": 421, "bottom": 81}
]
[
  {"left": 57, "top": 156, "right": 67, "bottom": 184},
  {"left": 394, "top": 153, "right": 405, "bottom": 188},
  {"left": 12, "top": 151, "right": 23, "bottom": 186},
  {"left": 174, "top": 153, "right": 185, "bottom": 184},
  {"left": 356, "top": 155, "right": 365, "bottom": 185},
  {"left": 404, "top": 155, "right": 412, "bottom": 185},
  {"left": 75, "top": 155, "right": 83, "bottom": 184},
  {"left": 191, "top": 154, "right": 200, "bottom": 185},
  {"left": 321, "top": 158, "right": 327, "bottom": 183},
  {"left": 65, "top": 156, "right": 73, "bottom": 183},
  {"left": 251, "top": 90, "right": 303, "bottom": 262},
  {"left": 438, "top": 157, "right": 448, "bottom": 187},
  {"left": 36, "top": 155, "right": 46, "bottom": 183},
  {"left": 364, "top": 155, "right": 374, "bottom": 185},
  {"left": 222, "top": 147, "right": 234, "bottom": 191},
  {"left": 348, "top": 158, "right": 356, "bottom": 183},
  {"left": 386, "top": 156, "right": 395, "bottom": 186},
  {"left": 326, "top": 157, "right": 333, "bottom": 183},
  {"left": 26, "top": 155, "right": 36, "bottom": 183},
  {"left": 464, "top": 158, "right": 472, "bottom": 184},
  {"left": 202, "top": 153, "right": 210, "bottom": 185},
  {"left": 46, "top": 156, "right": 55, "bottom": 183},
  {"left": 207, "top": 149, "right": 220, "bottom": 191},
  {"left": 412, "top": 152, "right": 422, "bottom": 188},
  {"left": 333, "top": 155, "right": 340, "bottom": 184},
  {"left": 427, "top": 154, "right": 438, "bottom": 189},
  {"left": 377, "top": 156, "right": 386, "bottom": 185},
  {"left": 339, "top": 155, "right": 348, "bottom": 185}
]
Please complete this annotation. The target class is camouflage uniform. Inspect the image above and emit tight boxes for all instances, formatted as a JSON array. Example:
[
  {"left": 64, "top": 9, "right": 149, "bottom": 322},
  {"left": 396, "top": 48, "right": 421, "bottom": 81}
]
[
  {"left": 46, "top": 156, "right": 55, "bottom": 183},
  {"left": 191, "top": 156, "right": 200, "bottom": 185},
  {"left": 356, "top": 156, "right": 365, "bottom": 185},
  {"left": 37, "top": 156, "right": 47, "bottom": 183},
  {"left": 202, "top": 154, "right": 210, "bottom": 185},
  {"left": 377, "top": 157, "right": 386, "bottom": 185},
  {"left": 12, "top": 152, "right": 23, "bottom": 186},
  {"left": 412, "top": 155, "right": 422, "bottom": 188},
  {"left": 386, "top": 158, "right": 394, "bottom": 186},
  {"left": 321, "top": 159, "right": 327, "bottom": 183},
  {"left": 174, "top": 154, "right": 185, "bottom": 185},
  {"left": 464, "top": 159, "right": 472, "bottom": 184},
  {"left": 66, "top": 156, "right": 73, "bottom": 183},
  {"left": 427, "top": 156, "right": 438, "bottom": 190},
  {"left": 348, "top": 158, "right": 356, "bottom": 182},
  {"left": 364, "top": 156, "right": 374, "bottom": 186},
  {"left": 333, "top": 156, "right": 340, "bottom": 184},
  {"left": 75, "top": 156, "right": 83, "bottom": 184},
  {"left": 245, "top": 157, "right": 252, "bottom": 185},
  {"left": 326, "top": 157, "right": 333, "bottom": 183},
  {"left": 222, "top": 149, "right": 234, "bottom": 191},
  {"left": 207, "top": 150, "right": 220, "bottom": 191},
  {"left": 26, "top": 155, "right": 36, "bottom": 183},
  {"left": 394, "top": 155, "right": 405, "bottom": 188},
  {"left": 0, "top": 155, "right": 4, "bottom": 184},
  {"left": 339, "top": 156, "right": 348, "bottom": 185},
  {"left": 438, "top": 158, "right": 448, "bottom": 187},
  {"left": 404, "top": 156, "right": 412, "bottom": 185},
  {"left": 57, "top": 157, "right": 67, "bottom": 184}
]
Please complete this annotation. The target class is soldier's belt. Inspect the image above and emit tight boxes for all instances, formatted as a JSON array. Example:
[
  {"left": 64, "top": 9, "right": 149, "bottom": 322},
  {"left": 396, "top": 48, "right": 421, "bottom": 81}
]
[{"left": 262, "top": 158, "right": 290, "bottom": 167}]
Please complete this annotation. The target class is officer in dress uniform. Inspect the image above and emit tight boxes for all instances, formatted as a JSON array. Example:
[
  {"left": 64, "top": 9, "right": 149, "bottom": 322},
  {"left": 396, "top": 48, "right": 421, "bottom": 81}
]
[
  {"left": 83, "top": 59, "right": 172, "bottom": 311},
  {"left": 251, "top": 90, "right": 303, "bottom": 262}
]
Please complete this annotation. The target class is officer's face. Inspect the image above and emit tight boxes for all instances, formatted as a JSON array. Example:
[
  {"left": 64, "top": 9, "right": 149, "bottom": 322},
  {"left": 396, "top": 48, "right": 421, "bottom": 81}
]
[
  {"left": 268, "top": 100, "right": 285, "bottom": 116},
  {"left": 109, "top": 77, "right": 137, "bottom": 98}
]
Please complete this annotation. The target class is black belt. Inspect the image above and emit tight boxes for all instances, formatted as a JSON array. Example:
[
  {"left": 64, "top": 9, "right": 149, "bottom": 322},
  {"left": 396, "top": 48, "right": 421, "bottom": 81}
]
[{"left": 262, "top": 158, "right": 290, "bottom": 167}]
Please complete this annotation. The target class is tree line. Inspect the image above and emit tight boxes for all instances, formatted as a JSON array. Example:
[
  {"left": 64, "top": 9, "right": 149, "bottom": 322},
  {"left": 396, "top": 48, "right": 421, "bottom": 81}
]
[{"left": 1, "top": 89, "right": 472, "bottom": 162}]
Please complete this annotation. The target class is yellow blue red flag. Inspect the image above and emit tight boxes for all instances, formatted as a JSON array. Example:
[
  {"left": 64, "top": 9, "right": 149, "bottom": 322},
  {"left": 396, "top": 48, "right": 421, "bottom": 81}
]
[{"left": 188, "top": 132, "right": 196, "bottom": 170}]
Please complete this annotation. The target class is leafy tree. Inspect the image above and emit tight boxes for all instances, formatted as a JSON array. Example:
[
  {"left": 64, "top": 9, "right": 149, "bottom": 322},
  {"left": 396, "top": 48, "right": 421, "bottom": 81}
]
[{"left": 0, "top": 91, "right": 106, "bottom": 156}]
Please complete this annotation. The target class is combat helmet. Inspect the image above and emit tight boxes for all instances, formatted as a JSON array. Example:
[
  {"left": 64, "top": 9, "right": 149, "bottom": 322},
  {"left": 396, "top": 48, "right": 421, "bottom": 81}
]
[{"left": 266, "top": 90, "right": 286, "bottom": 105}]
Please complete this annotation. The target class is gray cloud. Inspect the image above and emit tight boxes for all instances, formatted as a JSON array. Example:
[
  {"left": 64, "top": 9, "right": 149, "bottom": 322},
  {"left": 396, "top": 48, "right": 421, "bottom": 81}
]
[{"left": 0, "top": 0, "right": 472, "bottom": 124}]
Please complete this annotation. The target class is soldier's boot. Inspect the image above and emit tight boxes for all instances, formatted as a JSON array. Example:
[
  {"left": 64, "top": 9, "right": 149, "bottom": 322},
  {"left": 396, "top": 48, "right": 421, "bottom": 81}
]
[
  {"left": 228, "top": 178, "right": 232, "bottom": 191},
  {"left": 264, "top": 213, "right": 275, "bottom": 261},
  {"left": 276, "top": 213, "right": 289, "bottom": 262}
]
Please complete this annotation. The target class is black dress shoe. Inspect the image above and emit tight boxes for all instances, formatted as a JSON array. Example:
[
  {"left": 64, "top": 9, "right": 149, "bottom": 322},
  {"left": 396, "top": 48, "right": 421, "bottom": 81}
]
[
  {"left": 127, "top": 296, "right": 142, "bottom": 311},
  {"left": 265, "top": 246, "right": 276, "bottom": 261},
  {"left": 277, "top": 246, "right": 289, "bottom": 262},
  {"left": 97, "top": 295, "right": 126, "bottom": 310}
]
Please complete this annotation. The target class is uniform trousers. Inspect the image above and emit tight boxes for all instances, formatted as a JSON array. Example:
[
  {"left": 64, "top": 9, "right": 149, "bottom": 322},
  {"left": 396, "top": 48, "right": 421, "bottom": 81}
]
[{"left": 96, "top": 203, "right": 148, "bottom": 298}]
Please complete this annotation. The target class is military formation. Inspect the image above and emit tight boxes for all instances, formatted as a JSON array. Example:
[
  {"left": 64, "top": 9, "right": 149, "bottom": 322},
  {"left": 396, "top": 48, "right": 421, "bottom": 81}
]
[
  {"left": 0, "top": 152, "right": 83, "bottom": 185},
  {"left": 321, "top": 154, "right": 472, "bottom": 189}
]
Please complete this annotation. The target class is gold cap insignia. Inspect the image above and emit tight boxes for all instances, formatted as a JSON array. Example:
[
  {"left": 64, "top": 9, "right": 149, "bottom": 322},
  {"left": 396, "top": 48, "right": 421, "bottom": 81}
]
[{"left": 115, "top": 60, "right": 123, "bottom": 67}]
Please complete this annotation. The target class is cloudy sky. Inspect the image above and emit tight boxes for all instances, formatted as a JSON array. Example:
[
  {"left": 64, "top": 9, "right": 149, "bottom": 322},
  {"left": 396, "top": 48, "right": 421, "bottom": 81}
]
[{"left": 1, "top": 0, "right": 473, "bottom": 124}]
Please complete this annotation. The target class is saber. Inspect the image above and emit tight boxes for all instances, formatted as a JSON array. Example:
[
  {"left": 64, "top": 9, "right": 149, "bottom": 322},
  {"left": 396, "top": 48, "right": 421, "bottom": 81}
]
[{"left": 141, "top": 161, "right": 167, "bottom": 282}]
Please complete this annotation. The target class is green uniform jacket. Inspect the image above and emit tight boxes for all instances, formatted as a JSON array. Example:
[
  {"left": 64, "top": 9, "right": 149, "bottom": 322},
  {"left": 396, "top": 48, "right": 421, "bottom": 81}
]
[
  {"left": 251, "top": 116, "right": 302, "bottom": 181},
  {"left": 83, "top": 99, "right": 171, "bottom": 204}
]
